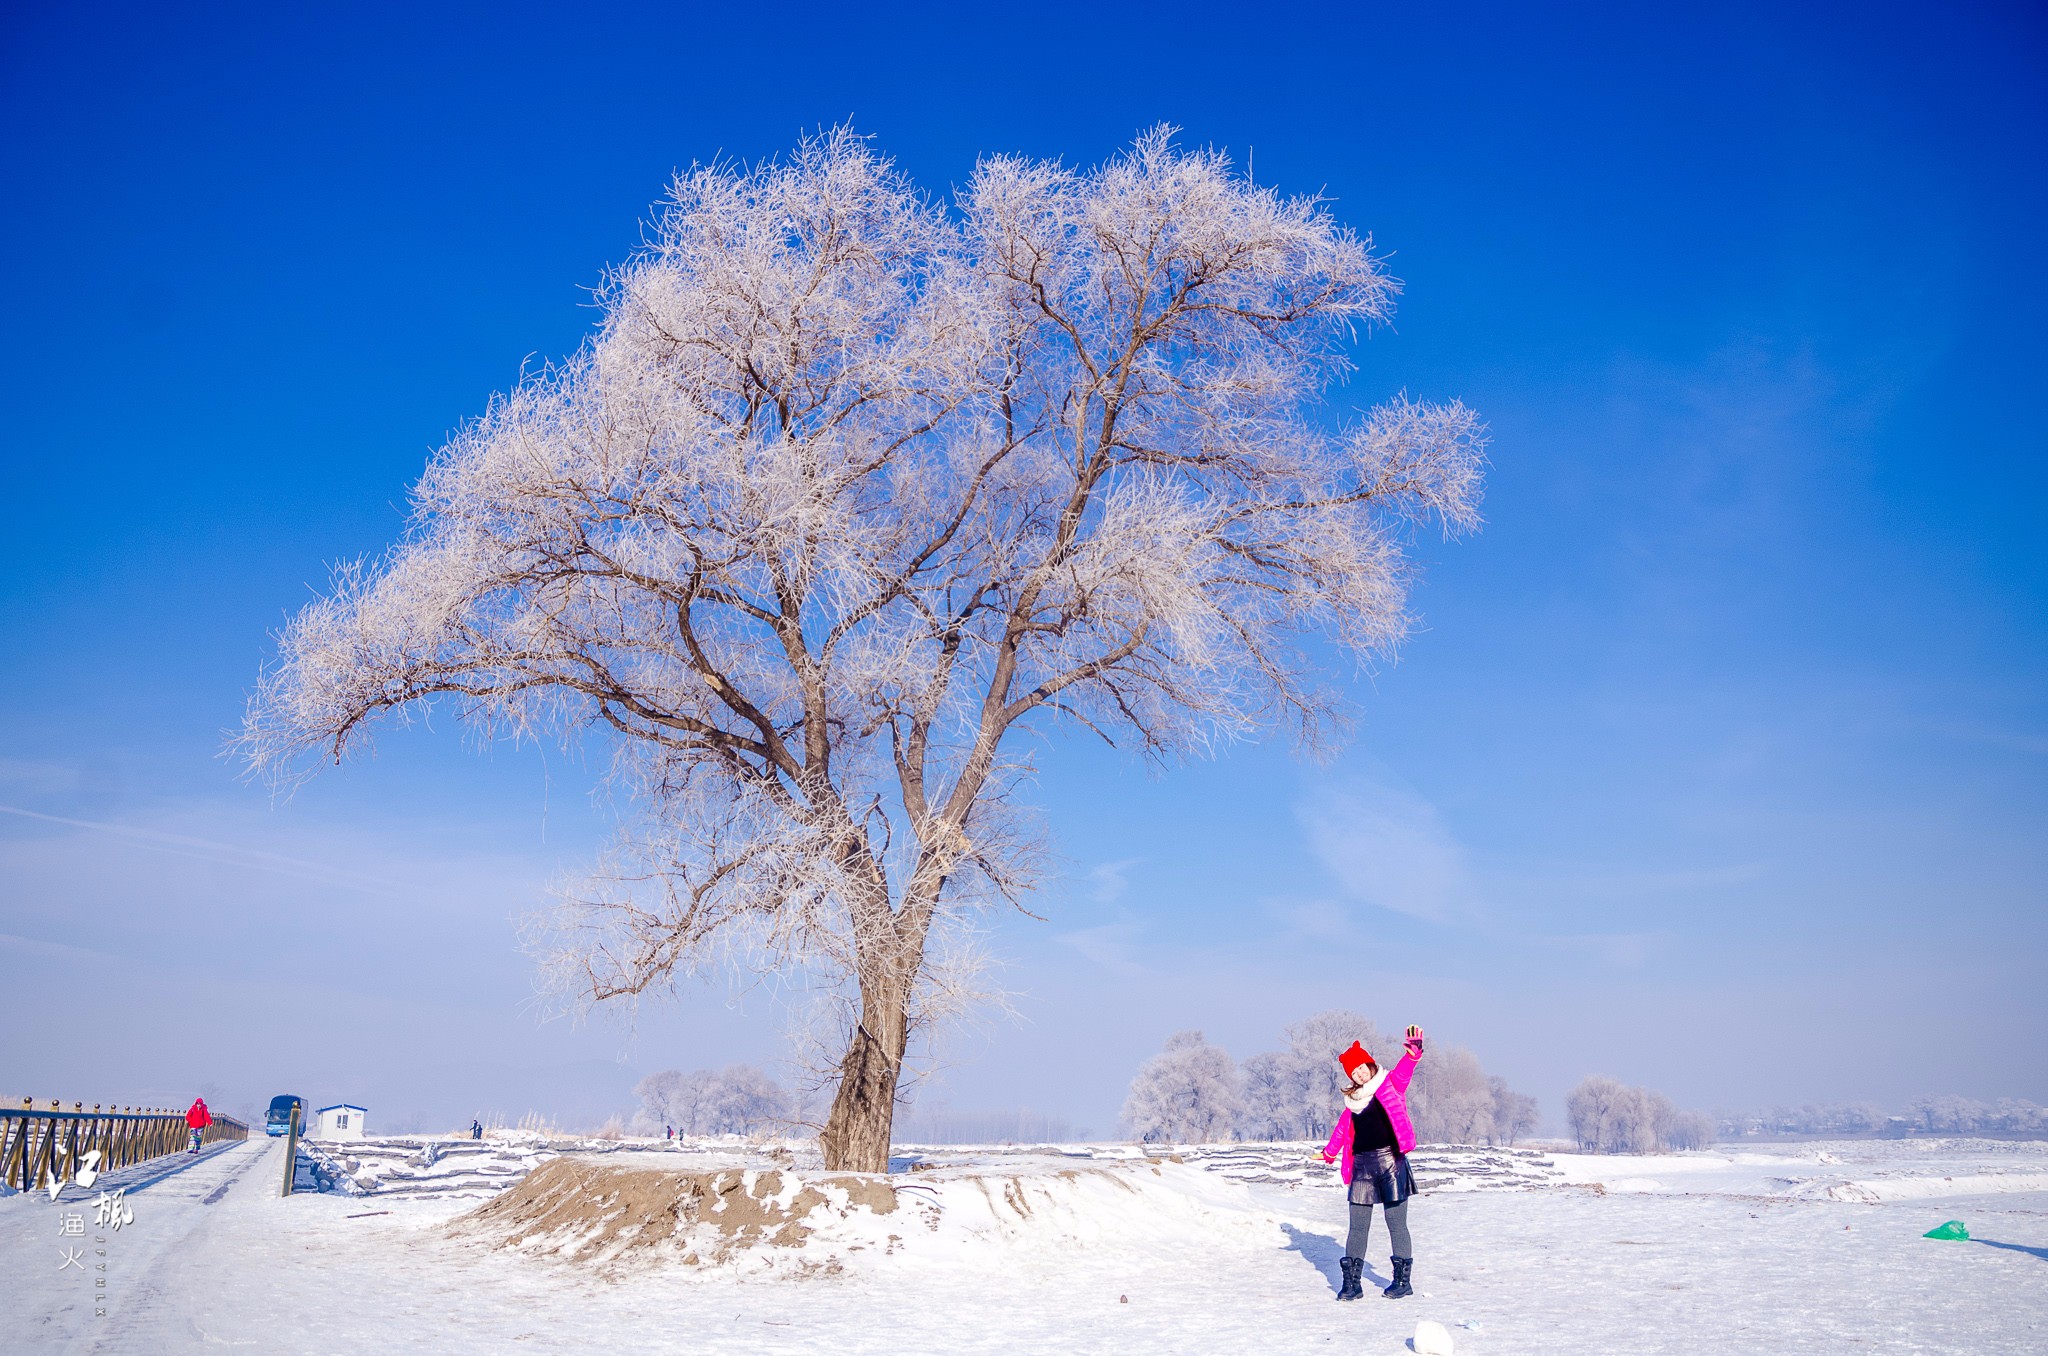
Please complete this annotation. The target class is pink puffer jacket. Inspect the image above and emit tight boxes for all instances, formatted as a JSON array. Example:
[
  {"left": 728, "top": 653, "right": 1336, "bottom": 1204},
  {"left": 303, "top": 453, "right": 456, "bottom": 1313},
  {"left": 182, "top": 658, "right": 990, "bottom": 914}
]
[{"left": 1320, "top": 1037, "right": 1423, "bottom": 1181}]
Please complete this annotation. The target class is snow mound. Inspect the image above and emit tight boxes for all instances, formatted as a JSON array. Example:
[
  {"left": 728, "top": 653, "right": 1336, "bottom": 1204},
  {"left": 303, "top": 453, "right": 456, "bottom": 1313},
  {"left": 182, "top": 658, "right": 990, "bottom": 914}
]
[
  {"left": 452, "top": 1156, "right": 1273, "bottom": 1277},
  {"left": 1604, "top": 1177, "right": 1668, "bottom": 1193},
  {"left": 1785, "top": 1171, "right": 2048, "bottom": 1203}
]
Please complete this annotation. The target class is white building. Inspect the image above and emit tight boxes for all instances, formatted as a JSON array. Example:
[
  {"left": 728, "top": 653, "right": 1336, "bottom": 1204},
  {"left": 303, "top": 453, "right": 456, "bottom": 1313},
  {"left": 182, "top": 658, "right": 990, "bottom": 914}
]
[{"left": 314, "top": 1104, "right": 367, "bottom": 1141}]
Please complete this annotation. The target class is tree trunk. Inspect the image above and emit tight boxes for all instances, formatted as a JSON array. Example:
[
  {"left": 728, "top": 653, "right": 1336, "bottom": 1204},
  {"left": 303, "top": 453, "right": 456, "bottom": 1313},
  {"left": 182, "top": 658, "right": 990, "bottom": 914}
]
[{"left": 818, "top": 977, "right": 910, "bottom": 1173}]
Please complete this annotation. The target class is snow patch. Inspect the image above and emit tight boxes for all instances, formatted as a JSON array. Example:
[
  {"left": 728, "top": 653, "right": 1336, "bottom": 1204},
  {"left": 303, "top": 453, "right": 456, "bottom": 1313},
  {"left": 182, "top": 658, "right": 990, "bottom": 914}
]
[{"left": 1604, "top": 1177, "right": 1667, "bottom": 1193}]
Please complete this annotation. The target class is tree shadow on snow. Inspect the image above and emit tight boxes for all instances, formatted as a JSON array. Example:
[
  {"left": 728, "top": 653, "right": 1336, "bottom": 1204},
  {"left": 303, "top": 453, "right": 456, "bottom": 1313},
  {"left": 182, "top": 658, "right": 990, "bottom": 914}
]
[
  {"left": 1279, "top": 1223, "right": 1389, "bottom": 1293},
  {"left": 1973, "top": 1238, "right": 2048, "bottom": 1262}
]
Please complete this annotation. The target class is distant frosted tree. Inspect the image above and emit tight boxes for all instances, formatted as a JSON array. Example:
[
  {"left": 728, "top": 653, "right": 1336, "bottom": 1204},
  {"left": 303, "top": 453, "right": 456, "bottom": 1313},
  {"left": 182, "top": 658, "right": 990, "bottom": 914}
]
[
  {"left": 1488, "top": 1076, "right": 1540, "bottom": 1146},
  {"left": 1240, "top": 1050, "right": 1321, "bottom": 1141},
  {"left": 1233, "top": 1011, "right": 1538, "bottom": 1145},
  {"left": 1644, "top": 1088, "right": 1686, "bottom": 1152},
  {"left": 1579, "top": 1078, "right": 1663, "bottom": 1152},
  {"left": 237, "top": 127, "right": 1488, "bottom": 1174},
  {"left": 1122, "top": 1031, "right": 1244, "bottom": 1143},
  {"left": 1910, "top": 1094, "right": 1990, "bottom": 1135},
  {"left": 1782, "top": 1101, "right": 1884, "bottom": 1135},
  {"left": 1567, "top": 1076, "right": 1629, "bottom": 1152},
  {"left": 1394, "top": 1030, "right": 1536, "bottom": 1147},
  {"left": 1409, "top": 1045, "right": 1493, "bottom": 1143},
  {"left": 1727, "top": 1096, "right": 2043, "bottom": 1140},
  {"left": 893, "top": 1105, "right": 1078, "bottom": 1144},
  {"left": 1664, "top": 1108, "right": 1716, "bottom": 1150},
  {"left": 1235, "top": 1009, "right": 1395, "bottom": 1141},
  {"left": 1989, "top": 1099, "right": 2048, "bottom": 1135},
  {"left": 632, "top": 1064, "right": 789, "bottom": 1136},
  {"left": 1285, "top": 1010, "right": 1392, "bottom": 1136},
  {"left": 1567, "top": 1076, "right": 1711, "bottom": 1152}
]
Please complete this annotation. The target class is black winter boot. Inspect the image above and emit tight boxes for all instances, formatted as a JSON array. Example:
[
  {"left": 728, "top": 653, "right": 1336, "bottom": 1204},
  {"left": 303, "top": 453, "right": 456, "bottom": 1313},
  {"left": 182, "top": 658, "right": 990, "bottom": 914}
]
[
  {"left": 1382, "top": 1256, "right": 1413, "bottom": 1299},
  {"left": 1336, "top": 1256, "right": 1364, "bottom": 1301}
]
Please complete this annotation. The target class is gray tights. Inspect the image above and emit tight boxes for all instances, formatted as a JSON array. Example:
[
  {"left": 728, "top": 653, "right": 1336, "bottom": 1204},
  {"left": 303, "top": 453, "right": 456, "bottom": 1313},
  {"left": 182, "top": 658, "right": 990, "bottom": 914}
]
[{"left": 1345, "top": 1198, "right": 1412, "bottom": 1259}]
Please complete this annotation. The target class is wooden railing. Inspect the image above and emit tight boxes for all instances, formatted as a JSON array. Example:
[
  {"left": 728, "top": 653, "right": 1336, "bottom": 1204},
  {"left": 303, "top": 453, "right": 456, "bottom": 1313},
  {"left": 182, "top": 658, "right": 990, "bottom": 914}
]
[{"left": 0, "top": 1098, "right": 249, "bottom": 1193}]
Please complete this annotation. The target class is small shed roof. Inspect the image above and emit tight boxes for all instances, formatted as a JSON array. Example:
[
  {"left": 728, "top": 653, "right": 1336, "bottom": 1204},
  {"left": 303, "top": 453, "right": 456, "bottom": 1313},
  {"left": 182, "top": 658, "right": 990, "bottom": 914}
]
[{"left": 315, "top": 1103, "right": 367, "bottom": 1113}]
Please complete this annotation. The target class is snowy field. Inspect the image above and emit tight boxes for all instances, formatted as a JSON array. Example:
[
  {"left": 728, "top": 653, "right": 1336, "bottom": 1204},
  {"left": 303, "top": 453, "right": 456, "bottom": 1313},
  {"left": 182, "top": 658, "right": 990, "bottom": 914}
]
[{"left": 4, "top": 1134, "right": 2044, "bottom": 1354}]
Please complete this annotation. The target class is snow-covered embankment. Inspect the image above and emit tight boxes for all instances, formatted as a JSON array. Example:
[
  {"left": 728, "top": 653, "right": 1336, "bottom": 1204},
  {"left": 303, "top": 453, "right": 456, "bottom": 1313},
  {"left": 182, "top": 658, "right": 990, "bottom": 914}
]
[{"left": 450, "top": 1154, "right": 1277, "bottom": 1277}]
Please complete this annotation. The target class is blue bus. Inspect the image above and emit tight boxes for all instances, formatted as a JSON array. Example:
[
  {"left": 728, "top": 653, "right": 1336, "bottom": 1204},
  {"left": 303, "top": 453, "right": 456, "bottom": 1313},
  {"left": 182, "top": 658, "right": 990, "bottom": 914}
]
[{"left": 265, "top": 1094, "right": 305, "bottom": 1136}]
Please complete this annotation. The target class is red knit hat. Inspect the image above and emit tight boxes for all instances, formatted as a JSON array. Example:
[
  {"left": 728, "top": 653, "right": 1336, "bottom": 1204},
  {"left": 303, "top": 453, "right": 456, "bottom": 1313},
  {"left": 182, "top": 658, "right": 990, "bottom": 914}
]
[{"left": 1338, "top": 1041, "right": 1377, "bottom": 1079}]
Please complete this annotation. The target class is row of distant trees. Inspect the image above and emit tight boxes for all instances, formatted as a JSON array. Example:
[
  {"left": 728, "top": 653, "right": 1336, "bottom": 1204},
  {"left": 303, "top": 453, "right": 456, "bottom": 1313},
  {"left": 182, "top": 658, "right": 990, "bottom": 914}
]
[
  {"left": 893, "top": 1106, "right": 1082, "bottom": 1145},
  {"left": 1719, "top": 1096, "right": 2048, "bottom": 1138},
  {"left": 628, "top": 1067, "right": 1086, "bottom": 1144},
  {"left": 1120, "top": 1012, "right": 1541, "bottom": 1146},
  {"left": 630, "top": 1057, "right": 2043, "bottom": 1150},
  {"left": 630, "top": 1065, "right": 791, "bottom": 1137},
  {"left": 1564, "top": 1076, "right": 1715, "bottom": 1153}
]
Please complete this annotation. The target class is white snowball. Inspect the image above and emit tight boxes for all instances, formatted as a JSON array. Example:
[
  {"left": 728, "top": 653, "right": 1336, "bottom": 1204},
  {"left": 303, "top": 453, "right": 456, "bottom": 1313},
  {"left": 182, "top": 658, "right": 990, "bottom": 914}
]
[{"left": 1413, "top": 1318, "right": 1455, "bottom": 1355}]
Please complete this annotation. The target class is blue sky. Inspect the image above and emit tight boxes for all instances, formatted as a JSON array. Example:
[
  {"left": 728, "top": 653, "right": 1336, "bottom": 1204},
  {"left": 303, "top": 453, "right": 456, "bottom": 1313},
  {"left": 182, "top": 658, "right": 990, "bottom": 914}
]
[{"left": 2, "top": 1, "right": 2043, "bottom": 1134}]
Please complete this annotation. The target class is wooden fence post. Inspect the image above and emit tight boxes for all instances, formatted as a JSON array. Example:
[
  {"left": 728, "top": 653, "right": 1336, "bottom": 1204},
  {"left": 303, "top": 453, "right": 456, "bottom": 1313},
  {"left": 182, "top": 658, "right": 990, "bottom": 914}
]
[
  {"left": 279, "top": 1102, "right": 302, "bottom": 1198},
  {"left": 1, "top": 1097, "right": 29, "bottom": 1191}
]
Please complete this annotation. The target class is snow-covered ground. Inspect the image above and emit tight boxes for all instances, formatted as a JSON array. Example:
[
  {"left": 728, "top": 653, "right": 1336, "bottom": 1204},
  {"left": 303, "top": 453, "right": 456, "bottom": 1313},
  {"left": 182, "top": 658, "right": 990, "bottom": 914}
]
[{"left": 3, "top": 1134, "right": 2043, "bottom": 1353}]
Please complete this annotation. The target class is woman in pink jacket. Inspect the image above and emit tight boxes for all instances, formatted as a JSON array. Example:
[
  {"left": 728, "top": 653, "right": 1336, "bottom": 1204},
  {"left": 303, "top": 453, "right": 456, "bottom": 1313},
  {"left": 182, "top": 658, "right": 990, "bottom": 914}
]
[{"left": 1320, "top": 1025, "right": 1424, "bottom": 1300}]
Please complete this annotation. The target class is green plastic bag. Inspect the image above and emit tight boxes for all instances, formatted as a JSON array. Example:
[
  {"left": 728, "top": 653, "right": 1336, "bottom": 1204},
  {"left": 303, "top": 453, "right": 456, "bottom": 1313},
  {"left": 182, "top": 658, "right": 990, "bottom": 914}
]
[{"left": 1923, "top": 1220, "right": 1969, "bottom": 1241}]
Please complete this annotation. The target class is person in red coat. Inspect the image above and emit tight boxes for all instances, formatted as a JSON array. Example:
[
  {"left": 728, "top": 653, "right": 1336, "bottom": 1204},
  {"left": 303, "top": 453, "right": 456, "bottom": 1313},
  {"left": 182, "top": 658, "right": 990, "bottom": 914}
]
[{"left": 185, "top": 1097, "right": 212, "bottom": 1153}]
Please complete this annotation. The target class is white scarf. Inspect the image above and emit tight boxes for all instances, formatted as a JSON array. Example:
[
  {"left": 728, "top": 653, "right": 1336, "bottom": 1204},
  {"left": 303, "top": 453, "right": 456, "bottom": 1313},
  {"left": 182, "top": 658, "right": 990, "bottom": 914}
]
[{"left": 1342, "top": 1065, "right": 1390, "bottom": 1114}]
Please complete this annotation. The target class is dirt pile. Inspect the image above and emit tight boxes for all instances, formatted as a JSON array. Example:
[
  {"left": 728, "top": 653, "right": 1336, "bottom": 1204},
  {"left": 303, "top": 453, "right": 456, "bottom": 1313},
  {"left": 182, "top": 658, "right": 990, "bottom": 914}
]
[
  {"left": 454, "top": 1160, "right": 911, "bottom": 1271},
  {"left": 453, "top": 1154, "right": 1274, "bottom": 1277}
]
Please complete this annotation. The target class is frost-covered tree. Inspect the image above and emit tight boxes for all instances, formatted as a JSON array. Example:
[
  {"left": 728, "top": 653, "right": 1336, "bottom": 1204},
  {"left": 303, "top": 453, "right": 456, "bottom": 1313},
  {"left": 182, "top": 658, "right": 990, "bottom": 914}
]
[
  {"left": 1238, "top": 1010, "right": 1409, "bottom": 1141},
  {"left": 1567, "top": 1076, "right": 1711, "bottom": 1153},
  {"left": 1122, "top": 1030, "right": 1245, "bottom": 1143},
  {"left": 1910, "top": 1094, "right": 1991, "bottom": 1135},
  {"left": 1288, "top": 1010, "right": 1394, "bottom": 1134},
  {"left": 632, "top": 1064, "right": 790, "bottom": 1136},
  {"left": 1988, "top": 1099, "right": 2048, "bottom": 1135},
  {"left": 1567, "top": 1077, "right": 1639, "bottom": 1152},
  {"left": 237, "top": 128, "right": 1485, "bottom": 1172},
  {"left": 1233, "top": 1010, "right": 1539, "bottom": 1146},
  {"left": 893, "top": 1104, "right": 1078, "bottom": 1144},
  {"left": 1663, "top": 1108, "right": 1716, "bottom": 1150},
  {"left": 1488, "top": 1076, "right": 1539, "bottom": 1146},
  {"left": 1725, "top": 1096, "right": 2045, "bottom": 1139},
  {"left": 1408, "top": 1044, "right": 1494, "bottom": 1144},
  {"left": 1742, "top": 1102, "right": 1881, "bottom": 1136},
  {"left": 1404, "top": 1042, "right": 1540, "bottom": 1146},
  {"left": 1795, "top": 1102, "right": 1883, "bottom": 1135},
  {"left": 1237, "top": 1010, "right": 1389, "bottom": 1141},
  {"left": 1239, "top": 1050, "right": 1321, "bottom": 1140}
]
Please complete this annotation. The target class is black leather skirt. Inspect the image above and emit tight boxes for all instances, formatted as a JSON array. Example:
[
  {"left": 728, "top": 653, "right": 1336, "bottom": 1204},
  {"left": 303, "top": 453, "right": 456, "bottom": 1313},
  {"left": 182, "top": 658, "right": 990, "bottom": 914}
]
[{"left": 1347, "top": 1147, "right": 1417, "bottom": 1207}]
